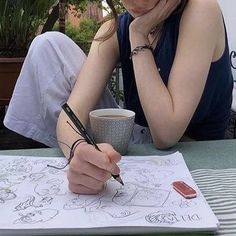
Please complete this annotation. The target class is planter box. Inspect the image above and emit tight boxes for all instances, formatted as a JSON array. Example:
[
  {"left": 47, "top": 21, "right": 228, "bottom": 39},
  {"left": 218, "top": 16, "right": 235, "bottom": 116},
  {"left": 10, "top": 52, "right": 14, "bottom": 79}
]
[{"left": 0, "top": 57, "right": 24, "bottom": 106}]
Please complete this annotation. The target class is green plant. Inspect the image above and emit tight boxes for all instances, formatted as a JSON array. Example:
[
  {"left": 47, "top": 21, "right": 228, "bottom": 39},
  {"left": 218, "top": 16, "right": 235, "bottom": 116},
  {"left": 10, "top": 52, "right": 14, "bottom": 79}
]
[
  {"left": 76, "top": 18, "right": 99, "bottom": 45},
  {"left": 54, "top": 18, "right": 99, "bottom": 54},
  {"left": 0, "top": 0, "right": 57, "bottom": 57}
]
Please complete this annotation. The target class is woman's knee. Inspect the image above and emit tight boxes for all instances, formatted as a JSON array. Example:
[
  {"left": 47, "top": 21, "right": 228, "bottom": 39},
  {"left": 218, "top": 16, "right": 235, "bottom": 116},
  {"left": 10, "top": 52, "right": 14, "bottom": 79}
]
[
  {"left": 27, "top": 31, "right": 86, "bottom": 75},
  {"left": 29, "top": 31, "right": 85, "bottom": 60},
  {"left": 29, "top": 32, "right": 61, "bottom": 52},
  {"left": 30, "top": 32, "right": 71, "bottom": 49}
]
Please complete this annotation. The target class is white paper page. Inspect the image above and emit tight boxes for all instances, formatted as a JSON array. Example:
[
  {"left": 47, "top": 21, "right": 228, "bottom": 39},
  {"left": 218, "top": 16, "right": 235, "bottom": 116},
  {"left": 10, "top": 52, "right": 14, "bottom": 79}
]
[{"left": 0, "top": 152, "right": 219, "bottom": 231}]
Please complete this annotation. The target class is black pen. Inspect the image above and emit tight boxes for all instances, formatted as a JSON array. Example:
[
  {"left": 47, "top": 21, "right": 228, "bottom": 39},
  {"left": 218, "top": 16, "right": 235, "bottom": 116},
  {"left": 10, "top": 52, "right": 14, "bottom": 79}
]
[{"left": 62, "top": 103, "right": 124, "bottom": 186}]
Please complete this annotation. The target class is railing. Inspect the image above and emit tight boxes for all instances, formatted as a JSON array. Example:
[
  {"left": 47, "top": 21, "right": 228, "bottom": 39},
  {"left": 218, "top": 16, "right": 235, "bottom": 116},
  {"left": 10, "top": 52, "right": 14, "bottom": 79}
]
[
  {"left": 229, "top": 49, "right": 236, "bottom": 138},
  {"left": 230, "top": 51, "right": 236, "bottom": 79},
  {"left": 108, "top": 63, "right": 124, "bottom": 107}
]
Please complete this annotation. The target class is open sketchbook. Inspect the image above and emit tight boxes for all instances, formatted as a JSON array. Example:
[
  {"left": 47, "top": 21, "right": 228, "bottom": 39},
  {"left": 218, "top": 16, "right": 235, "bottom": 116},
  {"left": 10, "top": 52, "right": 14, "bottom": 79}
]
[{"left": 0, "top": 152, "right": 219, "bottom": 235}]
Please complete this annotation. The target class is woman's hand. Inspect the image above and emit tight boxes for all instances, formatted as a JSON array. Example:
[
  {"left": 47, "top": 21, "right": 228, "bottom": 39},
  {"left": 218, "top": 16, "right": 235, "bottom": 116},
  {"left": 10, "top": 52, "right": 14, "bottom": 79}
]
[
  {"left": 129, "top": 0, "right": 181, "bottom": 37},
  {"left": 67, "top": 142, "right": 121, "bottom": 194}
]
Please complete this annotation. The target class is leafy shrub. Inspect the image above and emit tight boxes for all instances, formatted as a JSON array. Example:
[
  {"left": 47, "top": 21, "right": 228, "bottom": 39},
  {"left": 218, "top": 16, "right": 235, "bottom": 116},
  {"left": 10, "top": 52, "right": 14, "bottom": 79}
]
[
  {"left": 54, "top": 18, "right": 99, "bottom": 54},
  {"left": 0, "top": 0, "right": 56, "bottom": 57}
]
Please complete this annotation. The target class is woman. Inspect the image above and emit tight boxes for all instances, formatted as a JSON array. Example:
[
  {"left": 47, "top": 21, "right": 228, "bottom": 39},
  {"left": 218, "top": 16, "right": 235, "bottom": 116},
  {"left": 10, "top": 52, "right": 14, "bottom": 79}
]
[{"left": 4, "top": 0, "right": 233, "bottom": 194}]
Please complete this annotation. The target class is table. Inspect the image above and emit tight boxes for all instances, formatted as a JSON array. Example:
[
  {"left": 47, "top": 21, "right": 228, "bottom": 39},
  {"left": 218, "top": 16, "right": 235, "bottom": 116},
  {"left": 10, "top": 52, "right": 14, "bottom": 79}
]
[{"left": 0, "top": 139, "right": 236, "bottom": 236}]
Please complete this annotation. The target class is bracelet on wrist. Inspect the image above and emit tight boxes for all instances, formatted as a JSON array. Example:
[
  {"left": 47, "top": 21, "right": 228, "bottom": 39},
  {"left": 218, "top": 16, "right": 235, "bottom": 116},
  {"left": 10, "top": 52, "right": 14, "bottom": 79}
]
[
  {"left": 69, "top": 138, "right": 86, "bottom": 163},
  {"left": 129, "top": 44, "right": 153, "bottom": 59},
  {"left": 47, "top": 138, "right": 86, "bottom": 170}
]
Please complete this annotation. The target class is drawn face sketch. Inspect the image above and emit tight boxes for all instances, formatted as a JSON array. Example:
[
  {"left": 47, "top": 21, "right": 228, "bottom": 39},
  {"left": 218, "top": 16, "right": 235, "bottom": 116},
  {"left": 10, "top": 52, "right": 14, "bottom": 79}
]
[
  {"left": 29, "top": 173, "right": 45, "bottom": 182},
  {"left": 64, "top": 189, "right": 107, "bottom": 211},
  {"left": 0, "top": 173, "right": 26, "bottom": 189},
  {"left": 0, "top": 177, "right": 11, "bottom": 189},
  {"left": 34, "top": 178, "right": 66, "bottom": 196},
  {"left": 5, "top": 160, "right": 32, "bottom": 175},
  {"left": 0, "top": 173, "right": 27, "bottom": 188},
  {"left": 14, "top": 209, "right": 58, "bottom": 224},
  {"left": 0, "top": 188, "right": 16, "bottom": 203}
]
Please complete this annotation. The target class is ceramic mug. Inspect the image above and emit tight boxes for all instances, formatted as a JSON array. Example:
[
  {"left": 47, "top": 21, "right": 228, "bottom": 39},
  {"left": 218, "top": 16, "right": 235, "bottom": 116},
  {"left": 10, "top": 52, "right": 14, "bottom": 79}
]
[{"left": 89, "top": 108, "right": 135, "bottom": 155}]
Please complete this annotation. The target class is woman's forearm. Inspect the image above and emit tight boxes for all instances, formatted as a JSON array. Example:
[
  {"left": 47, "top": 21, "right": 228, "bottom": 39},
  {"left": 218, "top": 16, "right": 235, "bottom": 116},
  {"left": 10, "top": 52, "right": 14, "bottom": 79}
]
[
  {"left": 129, "top": 31, "right": 186, "bottom": 148},
  {"left": 56, "top": 111, "right": 85, "bottom": 159}
]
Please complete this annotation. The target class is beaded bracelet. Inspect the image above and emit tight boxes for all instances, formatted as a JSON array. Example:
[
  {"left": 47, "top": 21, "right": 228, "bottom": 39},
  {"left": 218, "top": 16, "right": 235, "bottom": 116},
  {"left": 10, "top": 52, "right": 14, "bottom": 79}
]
[{"left": 129, "top": 44, "right": 153, "bottom": 59}]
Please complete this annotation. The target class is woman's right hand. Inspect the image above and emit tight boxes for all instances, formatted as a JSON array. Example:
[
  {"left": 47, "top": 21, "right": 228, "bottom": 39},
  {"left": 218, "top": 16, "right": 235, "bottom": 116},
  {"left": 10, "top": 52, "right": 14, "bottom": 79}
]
[
  {"left": 129, "top": 0, "right": 181, "bottom": 38},
  {"left": 67, "top": 142, "right": 121, "bottom": 194}
]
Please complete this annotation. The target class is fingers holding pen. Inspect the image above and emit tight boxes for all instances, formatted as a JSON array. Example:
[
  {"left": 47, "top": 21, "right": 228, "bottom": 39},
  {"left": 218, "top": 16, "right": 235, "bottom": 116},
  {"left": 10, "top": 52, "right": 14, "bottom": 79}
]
[
  {"left": 67, "top": 142, "right": 121, "bottom": 194},
  {"left": 98, "top": 143, "right": 122, "bottom": 164},
  {"left": 68, "top": 171, "right": 105, "bottom": 194},
  {"left": 69, "top": 156, "right": 115, "bottom": 182},
  {"left": 80, "top": 143, "right": 121, "bottom": 175}
]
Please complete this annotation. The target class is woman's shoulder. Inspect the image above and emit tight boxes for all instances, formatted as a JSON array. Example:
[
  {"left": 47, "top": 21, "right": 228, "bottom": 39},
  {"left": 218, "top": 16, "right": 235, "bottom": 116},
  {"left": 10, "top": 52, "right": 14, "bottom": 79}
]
[
  {"left": 183, "top": 0, "right": 222, "bottom": 22},
  {"left": 179, "top": 0, "right": 223, "bottom": 44}
]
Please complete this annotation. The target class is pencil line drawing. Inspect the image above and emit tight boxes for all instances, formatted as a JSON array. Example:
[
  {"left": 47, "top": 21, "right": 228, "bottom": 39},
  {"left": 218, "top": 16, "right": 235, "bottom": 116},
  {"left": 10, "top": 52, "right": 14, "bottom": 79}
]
[
  {"left": 145, "top": 211, "right": 201, "bottom": 225},
  {"left": 14, "top": 208, "right": 59, "bottom": 224},
  {"left": 172, "top": 198, "right": 197, "bottom": 208},
  {"left": 14, "top": 195, "right": 54, "bottom": 212},
  {"left": 34, "top": 178, "right": 67, "bottom": 197},
  {"left": 112, "top": 182, "right": 170, "bottom": 207},
  {"left": 0, "top": 188, "right": 16, "bottom": 203},
  {"left": 0, "top": 153, "right": 218, "bottom": 230}
]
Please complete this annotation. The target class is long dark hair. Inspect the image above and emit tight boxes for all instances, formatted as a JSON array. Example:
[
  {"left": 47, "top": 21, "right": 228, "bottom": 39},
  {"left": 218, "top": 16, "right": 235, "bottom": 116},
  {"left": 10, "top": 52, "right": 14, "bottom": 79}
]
[{"left": 96, "top": 0, "right": 189, "bottom": 42}]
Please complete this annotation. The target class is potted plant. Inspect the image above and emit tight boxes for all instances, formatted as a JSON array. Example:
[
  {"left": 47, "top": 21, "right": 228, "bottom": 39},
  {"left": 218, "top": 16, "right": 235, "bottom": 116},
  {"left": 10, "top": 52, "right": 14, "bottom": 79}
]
[{"left": 0, "top": 0, "right": 57, "bottom": 106}]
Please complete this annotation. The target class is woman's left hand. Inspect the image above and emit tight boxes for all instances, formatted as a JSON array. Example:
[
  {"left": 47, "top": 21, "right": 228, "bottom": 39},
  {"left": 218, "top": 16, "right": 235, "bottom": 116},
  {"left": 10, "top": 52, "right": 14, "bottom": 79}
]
[{"left": 129, "top": 0, "right": 181, "bottom": 37}]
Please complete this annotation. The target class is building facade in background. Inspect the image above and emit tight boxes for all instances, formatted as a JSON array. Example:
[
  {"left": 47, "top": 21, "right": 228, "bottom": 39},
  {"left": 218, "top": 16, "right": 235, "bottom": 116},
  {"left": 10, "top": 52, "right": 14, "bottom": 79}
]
[{"left": 67, "top": 2, "right": 103, "bottom": 27}]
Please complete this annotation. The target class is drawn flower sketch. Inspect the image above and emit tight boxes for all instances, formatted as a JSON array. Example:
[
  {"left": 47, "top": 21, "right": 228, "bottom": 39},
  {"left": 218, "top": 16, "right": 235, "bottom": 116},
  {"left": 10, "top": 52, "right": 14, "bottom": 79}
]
[{"left": 0, "top": 154, "right": 218, "bottom": 232}]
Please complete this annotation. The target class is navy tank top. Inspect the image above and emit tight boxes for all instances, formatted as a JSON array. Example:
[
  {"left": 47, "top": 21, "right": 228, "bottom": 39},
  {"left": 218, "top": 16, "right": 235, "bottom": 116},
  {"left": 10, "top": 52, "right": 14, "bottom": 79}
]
[{"left": 117, "top": 11, "right": 233, "bottom": 140}]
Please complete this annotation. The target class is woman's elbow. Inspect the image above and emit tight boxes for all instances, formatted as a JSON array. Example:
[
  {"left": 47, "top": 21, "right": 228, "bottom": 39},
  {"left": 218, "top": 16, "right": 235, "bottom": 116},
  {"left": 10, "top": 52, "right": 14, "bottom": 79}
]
[{"left": 152, "top": 134, "right": 179, "bottom": 150}]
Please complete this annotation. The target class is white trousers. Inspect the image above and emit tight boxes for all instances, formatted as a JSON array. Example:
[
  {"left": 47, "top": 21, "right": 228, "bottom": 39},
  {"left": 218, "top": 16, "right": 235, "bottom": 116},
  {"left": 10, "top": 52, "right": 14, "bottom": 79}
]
[{"left": 4, "top": 32, "right": 152, "bottom": 147}]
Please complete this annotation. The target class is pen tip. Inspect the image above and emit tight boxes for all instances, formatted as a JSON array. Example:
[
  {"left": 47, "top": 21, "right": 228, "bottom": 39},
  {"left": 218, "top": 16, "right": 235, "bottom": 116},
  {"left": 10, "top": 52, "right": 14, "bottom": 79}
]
[{"left": 115, "top": 176, "right": 124, "bottom": 185}]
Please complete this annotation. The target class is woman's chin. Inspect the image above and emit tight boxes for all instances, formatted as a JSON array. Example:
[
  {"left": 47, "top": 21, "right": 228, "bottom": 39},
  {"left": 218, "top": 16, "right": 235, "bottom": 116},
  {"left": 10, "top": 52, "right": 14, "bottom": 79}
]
[{"left": 130, "top": 12, "right": 146, "bottom": 18}]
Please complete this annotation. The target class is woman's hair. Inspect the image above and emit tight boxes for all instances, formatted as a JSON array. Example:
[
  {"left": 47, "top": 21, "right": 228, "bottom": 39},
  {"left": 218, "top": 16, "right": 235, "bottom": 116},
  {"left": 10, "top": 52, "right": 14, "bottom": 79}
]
[{"left": 96, "top": 0, "right": 189, "bottom": 42}]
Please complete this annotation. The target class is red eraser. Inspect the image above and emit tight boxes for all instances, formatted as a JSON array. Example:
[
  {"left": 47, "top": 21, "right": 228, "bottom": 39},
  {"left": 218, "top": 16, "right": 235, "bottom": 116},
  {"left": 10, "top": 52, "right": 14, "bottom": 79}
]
[{"left": 172, "top": 181, "right": 197, "bottom": 199}]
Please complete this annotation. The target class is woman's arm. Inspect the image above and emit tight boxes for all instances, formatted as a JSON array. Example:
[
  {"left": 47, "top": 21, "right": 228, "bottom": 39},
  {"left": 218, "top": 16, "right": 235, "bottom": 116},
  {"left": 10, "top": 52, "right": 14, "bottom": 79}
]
[
  {"left": 56, "top": 20, "right": 121, "bottom": 194},
  {"left": 129, "top": 0, "right": 223, "bottom": 148},
  {"left": 57, "top": 19, "right": 119, "bottom": 157}
]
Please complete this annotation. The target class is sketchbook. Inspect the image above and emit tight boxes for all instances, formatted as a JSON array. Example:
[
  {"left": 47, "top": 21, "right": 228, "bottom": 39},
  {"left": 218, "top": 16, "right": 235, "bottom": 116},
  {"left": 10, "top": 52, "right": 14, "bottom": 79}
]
[{"left": 0, "top": 152, "right": 219, "bottom": 235}]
